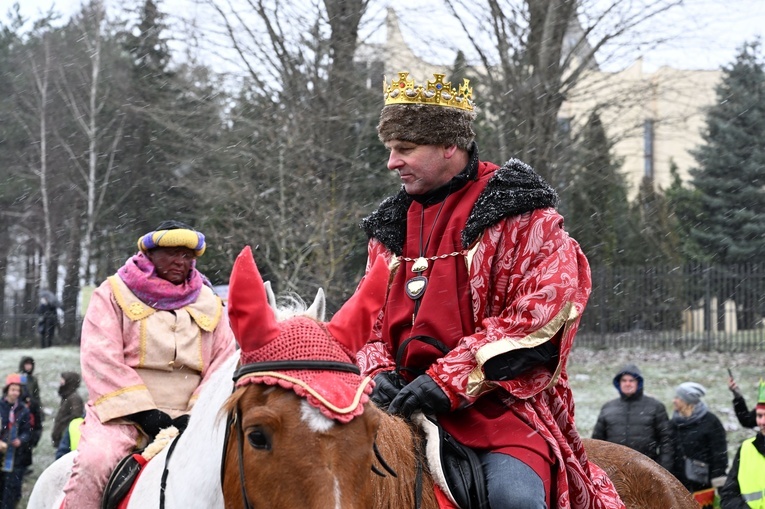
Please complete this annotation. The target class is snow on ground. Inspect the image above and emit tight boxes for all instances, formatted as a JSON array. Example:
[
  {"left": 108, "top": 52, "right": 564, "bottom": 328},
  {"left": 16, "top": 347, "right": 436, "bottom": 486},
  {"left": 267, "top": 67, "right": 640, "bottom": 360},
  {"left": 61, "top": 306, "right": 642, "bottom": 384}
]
[{"left": 2, "top": 345, "right": 763, "bottom": 506}]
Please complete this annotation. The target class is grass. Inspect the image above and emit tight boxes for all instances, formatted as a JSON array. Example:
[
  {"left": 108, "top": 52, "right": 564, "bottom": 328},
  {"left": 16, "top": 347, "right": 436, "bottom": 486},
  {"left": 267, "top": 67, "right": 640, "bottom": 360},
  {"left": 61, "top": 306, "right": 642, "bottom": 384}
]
[{"left": 2, "top": 345, "right": 763, "bottom": 507}]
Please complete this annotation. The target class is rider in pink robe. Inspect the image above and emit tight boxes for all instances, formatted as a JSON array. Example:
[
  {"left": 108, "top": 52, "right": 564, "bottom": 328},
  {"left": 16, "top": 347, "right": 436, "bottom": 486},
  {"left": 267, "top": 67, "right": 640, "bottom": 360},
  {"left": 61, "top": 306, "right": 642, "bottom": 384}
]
[{"left": 62, "top": 221, "right": 235, "bottom": 509}]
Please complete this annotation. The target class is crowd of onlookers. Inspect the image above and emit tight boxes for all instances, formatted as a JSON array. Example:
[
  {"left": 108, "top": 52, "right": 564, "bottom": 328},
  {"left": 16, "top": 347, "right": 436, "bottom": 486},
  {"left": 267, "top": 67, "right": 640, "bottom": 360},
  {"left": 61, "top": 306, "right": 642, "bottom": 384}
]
[
  {"left": 1, "top": 356, "right": 83, "bottom": 508},
  {"left": 2, "top": 353, "right": 763, "bottom": 508},
  {"left": 593, "top": 363, "right": 764, "bottom": 509}
]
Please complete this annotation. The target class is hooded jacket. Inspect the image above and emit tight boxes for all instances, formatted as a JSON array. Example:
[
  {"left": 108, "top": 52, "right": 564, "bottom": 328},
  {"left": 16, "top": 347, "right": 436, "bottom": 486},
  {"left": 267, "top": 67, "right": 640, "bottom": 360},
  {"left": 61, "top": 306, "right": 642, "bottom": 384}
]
[
  {"left": 592, "top": 364, "right": 674, "bottom": 470},
  {"left": 19, "top": 356, "right": 41, "bottom": 405},
  {"left": 51, "top": 371, "right": 85, "bottom": 447}
]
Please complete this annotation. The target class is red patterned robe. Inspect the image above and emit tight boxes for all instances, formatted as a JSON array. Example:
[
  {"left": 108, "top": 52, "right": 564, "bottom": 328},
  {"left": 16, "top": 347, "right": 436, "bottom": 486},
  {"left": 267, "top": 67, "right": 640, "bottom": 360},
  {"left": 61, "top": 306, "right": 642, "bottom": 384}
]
[{"left": 357, "top": 153, "right": 624, "bottom": 509}]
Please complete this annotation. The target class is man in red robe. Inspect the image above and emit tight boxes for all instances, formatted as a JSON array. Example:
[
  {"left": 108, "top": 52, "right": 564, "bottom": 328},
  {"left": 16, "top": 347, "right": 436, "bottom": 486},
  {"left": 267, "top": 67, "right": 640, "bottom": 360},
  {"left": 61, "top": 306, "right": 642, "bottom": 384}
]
[{"left": 356, "top": 72, "right": 625, "bottom": 509}]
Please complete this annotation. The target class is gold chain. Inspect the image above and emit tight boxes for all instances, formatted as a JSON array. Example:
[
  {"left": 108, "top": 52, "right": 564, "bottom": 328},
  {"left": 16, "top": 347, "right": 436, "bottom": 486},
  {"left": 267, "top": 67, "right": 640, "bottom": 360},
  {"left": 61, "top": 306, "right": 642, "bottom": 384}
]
[{"left": 398, "top": 249, "right": 468, "bottom": 263}]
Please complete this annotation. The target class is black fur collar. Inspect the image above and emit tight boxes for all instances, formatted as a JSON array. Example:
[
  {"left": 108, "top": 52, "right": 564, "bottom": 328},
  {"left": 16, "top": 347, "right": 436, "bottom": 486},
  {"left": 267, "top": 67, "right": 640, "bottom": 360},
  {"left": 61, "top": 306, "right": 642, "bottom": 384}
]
[{"left": 360, "top": 157, "right": 558, "bottom": 256}]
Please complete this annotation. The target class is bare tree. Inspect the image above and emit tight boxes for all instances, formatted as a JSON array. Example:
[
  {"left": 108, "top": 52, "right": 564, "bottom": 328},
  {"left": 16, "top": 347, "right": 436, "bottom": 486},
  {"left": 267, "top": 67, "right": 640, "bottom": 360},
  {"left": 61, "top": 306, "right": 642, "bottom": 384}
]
[
  {"left": 429, "top": 0, "right": 683, "bottom": 184},
  {"left": 13, "top": 28, "right": 54, "bottom": 294},
  {"left": 199, "top": 0, "right": 386, "bottom": 305},
  {"left": 54, "top": 0, "right": 125, "bottom": 286}
]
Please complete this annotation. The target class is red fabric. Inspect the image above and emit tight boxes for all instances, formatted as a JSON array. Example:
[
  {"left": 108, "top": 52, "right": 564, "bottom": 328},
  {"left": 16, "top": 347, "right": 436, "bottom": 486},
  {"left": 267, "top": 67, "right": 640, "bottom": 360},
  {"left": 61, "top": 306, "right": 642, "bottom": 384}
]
[
  {"left": 117, "top": 454, "right": 148, "bottom": 509},
  {"left": 229, "top": 247, "right": 390, "bottom": 422},
  {"left": 357, "top": 161, "right": 625, "bottom": 509},
  {"left": 693, "top": 487, "right": 715, "bottom": 508},
  {"left": 381, "top": 163, "right": 554, "bottom": 480},
  {"left": 382, "top": 168, "right": 484, "bottom": 376},
  {"left": 434, "top": 485, "right": 460, "bottom": 509}
]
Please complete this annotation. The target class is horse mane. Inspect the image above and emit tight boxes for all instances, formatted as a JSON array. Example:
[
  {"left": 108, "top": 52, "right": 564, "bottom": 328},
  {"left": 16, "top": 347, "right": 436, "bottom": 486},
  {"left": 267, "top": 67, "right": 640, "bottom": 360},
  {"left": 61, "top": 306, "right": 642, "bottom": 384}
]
[{"left": 370, "top": 407, "right": 438, "bottom": 509}]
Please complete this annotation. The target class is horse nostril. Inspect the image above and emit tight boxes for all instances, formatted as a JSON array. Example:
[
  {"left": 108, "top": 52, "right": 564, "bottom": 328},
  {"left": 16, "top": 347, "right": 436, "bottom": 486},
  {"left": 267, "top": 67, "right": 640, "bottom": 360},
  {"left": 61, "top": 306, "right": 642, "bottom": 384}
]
[{"left": 247, "top": 426, "right": 272, "bottom": 451}]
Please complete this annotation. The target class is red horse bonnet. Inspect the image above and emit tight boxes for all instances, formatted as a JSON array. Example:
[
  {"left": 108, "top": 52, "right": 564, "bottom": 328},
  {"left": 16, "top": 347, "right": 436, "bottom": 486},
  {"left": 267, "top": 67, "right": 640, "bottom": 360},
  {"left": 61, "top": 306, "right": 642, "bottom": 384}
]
[{"left": 227, "top": 246, "right": 390, "bottom": 423}]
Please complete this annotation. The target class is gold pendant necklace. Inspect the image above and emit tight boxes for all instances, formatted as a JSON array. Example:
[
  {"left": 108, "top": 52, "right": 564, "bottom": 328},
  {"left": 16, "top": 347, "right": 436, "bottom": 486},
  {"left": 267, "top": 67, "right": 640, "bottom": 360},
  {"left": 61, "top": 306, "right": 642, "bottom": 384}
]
[
  {"left": 411, "top": 257, "right": 429, "bottom": 273},
  {"left": 405, "top": 275, "right": 428, "bottom": 299}
]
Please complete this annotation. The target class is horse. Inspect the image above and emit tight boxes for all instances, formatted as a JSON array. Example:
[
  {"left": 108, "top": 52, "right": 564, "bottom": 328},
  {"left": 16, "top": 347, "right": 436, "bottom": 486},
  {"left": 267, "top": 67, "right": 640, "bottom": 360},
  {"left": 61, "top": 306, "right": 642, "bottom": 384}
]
[{"left": 29, "top": 249, "right": 697, "bottom": 509}]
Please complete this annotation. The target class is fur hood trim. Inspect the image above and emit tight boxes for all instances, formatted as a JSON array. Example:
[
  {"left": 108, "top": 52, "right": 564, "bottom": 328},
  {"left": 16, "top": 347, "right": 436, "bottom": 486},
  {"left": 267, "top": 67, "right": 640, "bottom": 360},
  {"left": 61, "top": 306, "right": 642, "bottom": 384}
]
[{"left": 361, "top": 158, "right": 558, "bottom": 255}]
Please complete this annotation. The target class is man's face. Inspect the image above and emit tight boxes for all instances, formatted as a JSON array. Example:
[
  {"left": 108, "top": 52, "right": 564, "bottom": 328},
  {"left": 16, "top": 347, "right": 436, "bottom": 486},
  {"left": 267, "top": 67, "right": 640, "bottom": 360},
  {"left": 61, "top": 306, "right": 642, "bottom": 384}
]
[
  {"left": 147, "top": 246, "right": 196, "bottom": 285},
  {"left": 619, "top": 374, "right": 638, "bottom": 396},
  {"left": 756, "top": 408, "right": 765, "bottom": 429},
  {"left": 385, "top": 140, "right": 453, "bottom": 195}
]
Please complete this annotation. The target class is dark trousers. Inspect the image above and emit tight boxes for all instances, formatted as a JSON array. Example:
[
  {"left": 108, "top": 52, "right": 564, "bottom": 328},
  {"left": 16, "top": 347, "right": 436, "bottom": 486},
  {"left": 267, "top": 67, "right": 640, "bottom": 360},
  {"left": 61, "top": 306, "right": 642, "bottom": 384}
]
[{"left": 0, "top": 465, "right": 27, "bottom": 509}]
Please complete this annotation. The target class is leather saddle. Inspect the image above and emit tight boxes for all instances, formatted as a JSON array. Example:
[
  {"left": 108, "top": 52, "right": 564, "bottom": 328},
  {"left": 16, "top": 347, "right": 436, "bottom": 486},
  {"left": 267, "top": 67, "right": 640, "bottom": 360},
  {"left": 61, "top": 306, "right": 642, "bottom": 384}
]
[
  {"left": 416, "top": 414, "right": 489, "bottom": 509},
  {"left": 101, "top": 451, "right": 148, "bottom": 509}
]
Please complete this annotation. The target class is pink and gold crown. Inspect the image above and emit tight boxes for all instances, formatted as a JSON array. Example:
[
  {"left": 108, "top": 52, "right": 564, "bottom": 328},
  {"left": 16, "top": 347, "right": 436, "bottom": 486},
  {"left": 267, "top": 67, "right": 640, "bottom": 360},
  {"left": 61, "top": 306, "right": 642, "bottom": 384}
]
[{"left": 383, "top": 72, "right": 474, "bottom": 111}]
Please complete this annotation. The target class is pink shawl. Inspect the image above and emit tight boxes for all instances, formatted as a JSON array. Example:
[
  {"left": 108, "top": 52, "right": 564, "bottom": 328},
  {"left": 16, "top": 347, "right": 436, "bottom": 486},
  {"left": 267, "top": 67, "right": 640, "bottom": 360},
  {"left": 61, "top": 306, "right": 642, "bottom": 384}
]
[{"left": 117, "top": 253, "right": 204, "bottom": 310}]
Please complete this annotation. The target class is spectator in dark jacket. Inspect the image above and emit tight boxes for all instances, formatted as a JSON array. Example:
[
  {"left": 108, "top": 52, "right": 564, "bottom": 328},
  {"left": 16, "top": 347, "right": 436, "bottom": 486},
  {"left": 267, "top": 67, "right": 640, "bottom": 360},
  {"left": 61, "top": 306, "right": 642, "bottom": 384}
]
[
  {"left": 15, "top": 394, "right": 43, "bottom": 490},
  {"left": 592, "top": 363, "right": 674, "bottom": 470},
  {"left": 670, "top": 382, "right": 728, "bottom": 495},
  {"left": 728, "top": 375, "right": 757, "bottom": 428},
  {"left": 18, "top": 356, "right": 41, "bottom": 406},
  {"left": 0, "top": 374, "right": 32, "bottom": 509},
  {"left": 51, "top": 372, "right": 85, "bottom": 448},
  {"left": 719, "top": 381, "right": 765, "bottom": 509}
]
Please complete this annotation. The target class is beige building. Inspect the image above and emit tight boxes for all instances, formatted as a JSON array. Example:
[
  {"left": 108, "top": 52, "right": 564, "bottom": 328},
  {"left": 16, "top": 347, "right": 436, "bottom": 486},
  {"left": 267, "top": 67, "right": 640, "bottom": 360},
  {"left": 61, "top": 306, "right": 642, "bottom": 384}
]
[{"left": 364, "top": 9, "right": 721, "bottom": 200}]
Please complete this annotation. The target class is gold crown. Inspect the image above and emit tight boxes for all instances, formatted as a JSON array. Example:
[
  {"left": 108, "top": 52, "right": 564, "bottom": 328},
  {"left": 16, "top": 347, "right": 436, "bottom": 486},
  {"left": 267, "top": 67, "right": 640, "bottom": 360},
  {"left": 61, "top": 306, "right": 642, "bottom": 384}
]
[{"left": 383, "top": 72, "right": 474, "bottom": 111}]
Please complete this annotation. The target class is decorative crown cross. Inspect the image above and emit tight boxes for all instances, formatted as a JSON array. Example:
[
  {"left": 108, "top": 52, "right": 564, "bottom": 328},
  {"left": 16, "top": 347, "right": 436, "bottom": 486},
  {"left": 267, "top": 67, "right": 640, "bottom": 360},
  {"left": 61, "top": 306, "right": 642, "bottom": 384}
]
[{"left": 383, "top": 72, "right": 474, "bottom": 111}]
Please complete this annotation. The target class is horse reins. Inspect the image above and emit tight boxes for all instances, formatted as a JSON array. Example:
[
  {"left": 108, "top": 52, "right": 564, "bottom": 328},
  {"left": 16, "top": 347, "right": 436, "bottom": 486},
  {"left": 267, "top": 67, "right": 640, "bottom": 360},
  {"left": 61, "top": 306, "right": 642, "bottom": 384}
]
[{"left": 222, "top": 360, "right": 367, "bottom": 509}]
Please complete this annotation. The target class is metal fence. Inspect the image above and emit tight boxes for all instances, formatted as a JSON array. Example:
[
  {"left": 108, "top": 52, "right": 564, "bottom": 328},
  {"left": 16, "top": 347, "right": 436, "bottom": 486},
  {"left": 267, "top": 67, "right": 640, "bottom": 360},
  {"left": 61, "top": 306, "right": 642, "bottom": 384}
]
[
  {"left": 577, "top": 264, "right": 765, "bottom": 351},
  {"left": 0, "top": 313, "right": 82, "bottom": 349}
]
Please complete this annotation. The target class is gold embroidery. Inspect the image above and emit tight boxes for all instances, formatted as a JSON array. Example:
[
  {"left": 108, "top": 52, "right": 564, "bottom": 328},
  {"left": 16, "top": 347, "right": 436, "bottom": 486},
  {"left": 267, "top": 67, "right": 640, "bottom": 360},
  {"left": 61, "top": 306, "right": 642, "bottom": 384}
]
[
  {"left": 237, "top": 373, "right": 373, "bottom": 414},
  {"left": 467, "top": 302, "right": 579, "bottom": 395},
  {"left": 474, "top": 302, "right": 576, "bottom": 366},
  {"left": 128, "top": 302, "right": 145, "bottom": 318},
  {"left": 94, "top": 384, "right": 148, "bottom": 406},
  {"left": 107, "top": 276, "right": 156, "bottom": 321},
  {"left": 197, "top": 314, "right": 212, "bottom": 329}
]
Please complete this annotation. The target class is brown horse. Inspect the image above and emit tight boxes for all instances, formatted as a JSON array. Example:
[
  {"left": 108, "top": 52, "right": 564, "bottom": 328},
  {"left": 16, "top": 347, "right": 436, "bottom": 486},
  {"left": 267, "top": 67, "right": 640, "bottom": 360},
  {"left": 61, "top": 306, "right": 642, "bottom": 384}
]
[{"left": 220, "top": 385, "right": 697, "bottom": 509}]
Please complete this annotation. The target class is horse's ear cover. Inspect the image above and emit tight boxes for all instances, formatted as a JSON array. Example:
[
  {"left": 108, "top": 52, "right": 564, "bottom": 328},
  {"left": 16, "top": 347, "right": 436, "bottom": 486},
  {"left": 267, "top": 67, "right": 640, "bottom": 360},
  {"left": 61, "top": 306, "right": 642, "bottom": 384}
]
[
  {"left": 228, "top": 246, "right": 280, "bottom": 352},
  {"left": 327, "top": 255, "right": 390, "bottom": 353},
  {"left": 227, "top": 247, "right": 391, "bottom": 422}
]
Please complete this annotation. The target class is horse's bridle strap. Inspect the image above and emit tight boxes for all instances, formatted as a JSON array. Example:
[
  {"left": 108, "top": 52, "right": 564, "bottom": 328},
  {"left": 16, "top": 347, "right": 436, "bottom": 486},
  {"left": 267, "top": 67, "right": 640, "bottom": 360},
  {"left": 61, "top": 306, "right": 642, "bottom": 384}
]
[{"left": 233, "top": 360, "right": 360, "bottom": 381}]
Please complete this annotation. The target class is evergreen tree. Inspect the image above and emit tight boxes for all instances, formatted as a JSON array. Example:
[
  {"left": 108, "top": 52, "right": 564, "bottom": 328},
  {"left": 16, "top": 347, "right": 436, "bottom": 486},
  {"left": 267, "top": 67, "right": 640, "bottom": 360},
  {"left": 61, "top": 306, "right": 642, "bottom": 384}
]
[
  {"left": 631, "top": 173, "right": 682, "bottom": 265},
  {"left": 561, "top": 110, "right": 635, "bottom": 266},
  {"left": 664, "top": 160, "right": 703, "bottom": 261},
  {"left": 688, "top": 41, "right": 765, "bottom": 264}
]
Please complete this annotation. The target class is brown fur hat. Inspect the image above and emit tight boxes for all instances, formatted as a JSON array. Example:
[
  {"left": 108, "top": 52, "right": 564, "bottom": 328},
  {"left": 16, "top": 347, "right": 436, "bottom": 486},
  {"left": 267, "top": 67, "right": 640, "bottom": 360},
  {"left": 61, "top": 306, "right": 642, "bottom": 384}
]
[{"left": 377, "top": 103, "right": 477, "bottom": 150}]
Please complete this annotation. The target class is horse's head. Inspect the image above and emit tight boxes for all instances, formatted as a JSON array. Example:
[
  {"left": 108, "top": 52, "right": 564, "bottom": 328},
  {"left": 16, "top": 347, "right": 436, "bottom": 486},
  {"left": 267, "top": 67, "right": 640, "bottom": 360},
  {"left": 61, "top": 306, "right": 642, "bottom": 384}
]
[{"left": 221, "top": 247, "right": 391, "bottom": 509}]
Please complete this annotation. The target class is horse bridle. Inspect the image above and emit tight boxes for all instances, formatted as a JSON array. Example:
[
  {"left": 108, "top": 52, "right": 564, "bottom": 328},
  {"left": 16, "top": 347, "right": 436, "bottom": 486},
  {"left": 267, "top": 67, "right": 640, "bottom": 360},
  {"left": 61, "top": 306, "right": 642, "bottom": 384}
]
[{"left": 221, "top": 360, "right": 375, "bottom": 509}]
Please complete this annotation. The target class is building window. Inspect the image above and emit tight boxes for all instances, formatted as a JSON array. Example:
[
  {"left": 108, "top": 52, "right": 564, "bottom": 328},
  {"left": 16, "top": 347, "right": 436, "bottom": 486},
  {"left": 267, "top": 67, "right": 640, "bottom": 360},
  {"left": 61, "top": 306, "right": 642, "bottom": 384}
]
[{"left": 643, "top": 119, "right": 654, "bottom": 180}]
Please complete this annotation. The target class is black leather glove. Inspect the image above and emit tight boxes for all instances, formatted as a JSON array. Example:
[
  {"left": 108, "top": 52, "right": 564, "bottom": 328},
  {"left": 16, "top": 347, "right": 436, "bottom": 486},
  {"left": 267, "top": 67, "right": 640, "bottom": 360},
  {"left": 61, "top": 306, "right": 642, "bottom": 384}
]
[
  {"left": 483, "top": 341, "right": 559, "bottom": 381},
  {"left": 371, "top": 370, "right": 406, "bottom": 409},
  {"left": 127, "top": 409, "right": 173, "bottom": 440},
  {"left": 171, "top": 414, "right": 190, "bottom": 433},
  {"left": 387, "top": 374, "right": 451, "bottom": 419}
]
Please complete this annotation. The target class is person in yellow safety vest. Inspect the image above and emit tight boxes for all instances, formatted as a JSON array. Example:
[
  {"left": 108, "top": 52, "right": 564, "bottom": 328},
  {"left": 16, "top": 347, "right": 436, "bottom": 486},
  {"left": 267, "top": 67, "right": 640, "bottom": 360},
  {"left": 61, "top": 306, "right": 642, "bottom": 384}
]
[
  {"left": 719, "top": 380, "right": 765, "bottom": 509},
  {"left": 55, "top": 416, "right": 85, "bottom": 460}
]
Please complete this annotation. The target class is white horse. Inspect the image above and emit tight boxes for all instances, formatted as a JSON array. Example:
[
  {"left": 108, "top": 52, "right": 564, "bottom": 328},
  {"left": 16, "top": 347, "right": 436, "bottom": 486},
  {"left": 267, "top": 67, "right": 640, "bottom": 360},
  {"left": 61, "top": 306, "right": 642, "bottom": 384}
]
[{"left": 28, "top": 285, "right": 325, "bottom": 509}]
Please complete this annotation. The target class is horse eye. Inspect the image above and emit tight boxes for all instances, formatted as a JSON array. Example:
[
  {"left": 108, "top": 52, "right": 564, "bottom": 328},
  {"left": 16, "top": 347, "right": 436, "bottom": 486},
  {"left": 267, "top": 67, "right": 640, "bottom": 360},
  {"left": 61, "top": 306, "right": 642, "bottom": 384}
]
[{"left": 247, "top": 426, "right": 272, "bottom": 451}]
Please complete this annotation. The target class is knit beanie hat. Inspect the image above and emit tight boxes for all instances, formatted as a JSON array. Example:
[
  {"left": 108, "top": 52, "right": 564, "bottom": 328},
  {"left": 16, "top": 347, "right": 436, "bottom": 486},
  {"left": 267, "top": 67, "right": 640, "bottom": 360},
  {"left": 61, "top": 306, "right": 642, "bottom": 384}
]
[
  {"left": 377, "top": 72, "right": 476, "bottom": 150},
  {"left": 137, "top": 220, "right": 206, "bottom": 257},
  {"left": 675, "top": 382, "right": 706, "bottom": 404},
  {"left": 3, "top": 373, "right": 22, "bottom": 394},
  {"left": 757, "top": 379, "right": 765, "bottom": 410}
]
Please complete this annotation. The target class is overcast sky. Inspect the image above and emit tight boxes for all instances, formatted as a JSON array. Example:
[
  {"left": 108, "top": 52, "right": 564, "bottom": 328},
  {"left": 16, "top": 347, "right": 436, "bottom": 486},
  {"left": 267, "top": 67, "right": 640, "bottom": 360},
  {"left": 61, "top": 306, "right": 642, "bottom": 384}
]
[{"left": 10, "top": 0, "right": 765, "bottom": 74}]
